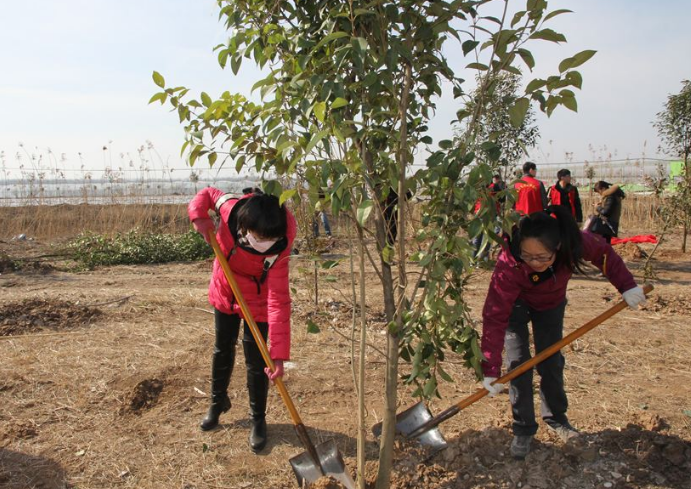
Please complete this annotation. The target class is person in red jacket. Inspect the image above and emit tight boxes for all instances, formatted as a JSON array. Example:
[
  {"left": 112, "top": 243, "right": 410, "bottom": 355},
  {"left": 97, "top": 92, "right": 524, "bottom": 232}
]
[
  {"left": 514, "top": 161, "right": 548, "bottom": 215},
  {"left": 548, "top": 169, "right": 583, "bottom": 224},
  {"left": 479, "top": 205, "right": 646, "bottom": 460},
  {"left": 189, "top": 187, "right": 297, "bottom": 452}
]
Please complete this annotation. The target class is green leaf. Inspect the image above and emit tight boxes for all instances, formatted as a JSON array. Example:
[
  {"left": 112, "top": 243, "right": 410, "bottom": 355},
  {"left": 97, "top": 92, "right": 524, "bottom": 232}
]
[
  {"left": 561, "top": 94, "right": 578, "bottom": 112},
  {"left": 439, "top": 139, "right": 453, "bottom": 150},
  {"left": 382, "top": 245, "right": 394, "bottom": 264},
  {"left": 306, "top": 320, "right": 320, "bottom": 334},
  {"left": 525, "top": 78, "right": 546, "bottom": 93},
  {"left": 683, "top": 409, "right": 691, "bottom": 418},
  {"left": 517, "top": 49, "right": 535, "bottom": 71},
  {"left": 559, "top": 49, "right": 597, "bottom": 72},
  {"left": 201, "top": 92, "right": 212, "bottom": 108},
  {"left": 530, "top": 28, "right": 566, "bottom": 43},
  {"left": 422, "top": 376, "right": 437, "bottom": 397},
  {"left": 208, "top": 152, "right": 217, "bottom": 167},
  {"left": 466, "top": 62, "right": 489, "bottom": 71},
  {"left": 356, "top": 200, "right": 373, "bottom": 226},
  {"left": 508, "top": 98, "right": 530, "bottom": 128},
  {"left": 148, "top": 92, "right": 167, "bottom": 105},
  {"left": 314, "top": 101, "right": 327, "bottom": 122},
  {"left": 279, "top": 189, "right": 297, "bottom": 206},
  {"left": 313, "top": 31, "right": 349, "bottom": 51},
  {"left": 462, "top": 40, "right": 479, "bottom": 56},
  {"left": 305, "top": 130, "right": 328, "bottom": 154},
  {"left": 231, "top": 55, "right": 242, "bottom": 75},
  {"left": 544, "top": 8, "right": 573, "bottom": 21},
  {"left": 566, "top": 71, "right": 583, "bottom": 89},
  {"left": 152, "top": 71, "right": 165, "bottom": 88},
  {"left": 320, "top": 260, "right": 339, "bottom": 270},
  {"left": 331, "top": 97, "right": 348, "bottom": 109}
]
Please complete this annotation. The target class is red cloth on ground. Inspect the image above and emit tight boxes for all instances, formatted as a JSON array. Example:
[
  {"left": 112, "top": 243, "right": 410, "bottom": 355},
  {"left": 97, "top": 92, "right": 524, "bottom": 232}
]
[{"left": 610, "top": 235, "right": 658, "bottom": 245}]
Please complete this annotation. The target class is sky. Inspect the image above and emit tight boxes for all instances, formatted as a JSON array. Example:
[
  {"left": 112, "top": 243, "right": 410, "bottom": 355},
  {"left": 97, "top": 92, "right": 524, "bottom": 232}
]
[{"left": 0, "top": 0, "right": 689, "bottom": 176}]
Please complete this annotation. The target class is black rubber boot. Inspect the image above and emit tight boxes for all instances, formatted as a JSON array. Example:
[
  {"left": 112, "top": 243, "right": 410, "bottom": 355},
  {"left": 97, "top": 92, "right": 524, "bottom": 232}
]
[
  {"left": 200, "top": 343, "right": 235, "bottom": 431},
  {"left": 245, "top": 327, "right": 269, "bottom": 452}
]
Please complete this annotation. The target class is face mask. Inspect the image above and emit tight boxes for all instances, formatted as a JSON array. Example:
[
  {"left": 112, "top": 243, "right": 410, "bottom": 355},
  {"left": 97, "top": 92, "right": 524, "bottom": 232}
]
[{"left": 245, "top": 231, "right": 278, "bottom": 253}]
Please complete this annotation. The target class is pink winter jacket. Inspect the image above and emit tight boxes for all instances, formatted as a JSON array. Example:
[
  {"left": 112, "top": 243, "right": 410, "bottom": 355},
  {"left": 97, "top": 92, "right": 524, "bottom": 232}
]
[
  {"left": 481, "top": 231, "right": 637, "bottom": 377},
  {"left": 188, "top": 187, "right": 297, "bottom": 361}
]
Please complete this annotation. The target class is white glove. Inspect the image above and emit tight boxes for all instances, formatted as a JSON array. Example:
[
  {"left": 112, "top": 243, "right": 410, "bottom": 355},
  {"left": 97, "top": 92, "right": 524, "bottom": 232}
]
[
  {"left": 622, "top": 286, "right": 647, "bottom": 309},
  {"left": 482, "top": 377, "right": 505, "bottom": 397}
]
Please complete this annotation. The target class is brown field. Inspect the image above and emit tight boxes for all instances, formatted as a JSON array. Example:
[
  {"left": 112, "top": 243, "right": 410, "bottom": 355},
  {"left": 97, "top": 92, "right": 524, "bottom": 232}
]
[{"left": 1, "top": 203, "right": 690, "bottom": 489}]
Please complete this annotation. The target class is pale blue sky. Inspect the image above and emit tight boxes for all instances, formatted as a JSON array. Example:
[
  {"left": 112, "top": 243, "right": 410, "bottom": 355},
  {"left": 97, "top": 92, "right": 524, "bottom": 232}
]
[{"left": 0, "top": 0, "right": 689, "bottom": 174}]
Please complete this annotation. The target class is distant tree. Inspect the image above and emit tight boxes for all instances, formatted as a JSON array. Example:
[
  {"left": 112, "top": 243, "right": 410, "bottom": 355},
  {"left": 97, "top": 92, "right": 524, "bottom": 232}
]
[
  {"left": 459, "top": 72, "right": 540, "bottom": 179},
  {"left": 654, "top": 80, "right": 691, "bottom": 251}
]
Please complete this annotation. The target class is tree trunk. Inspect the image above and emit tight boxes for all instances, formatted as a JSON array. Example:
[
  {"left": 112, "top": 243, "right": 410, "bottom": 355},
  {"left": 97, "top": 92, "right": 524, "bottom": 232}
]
[
  {"left": 375, "top": 61, "right": 413, "bottom": 489},
  {"left": 356, "top": 225, "right": 367, "bottom": 489}
]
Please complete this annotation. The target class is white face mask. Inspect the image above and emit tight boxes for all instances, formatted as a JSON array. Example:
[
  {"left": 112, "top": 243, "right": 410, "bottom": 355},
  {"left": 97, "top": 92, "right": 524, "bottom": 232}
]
[{"left": 245, "top": 231, "right": 278, "bottom": 253}]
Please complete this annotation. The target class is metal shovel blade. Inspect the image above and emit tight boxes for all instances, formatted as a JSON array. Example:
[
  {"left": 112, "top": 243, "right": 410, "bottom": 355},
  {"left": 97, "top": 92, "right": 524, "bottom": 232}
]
[
  {"left": 371, "top": 402, "right": 448, "bottom": 450},
  {"left": 290, "top": 439, "right": 355, "bottom": 489}
]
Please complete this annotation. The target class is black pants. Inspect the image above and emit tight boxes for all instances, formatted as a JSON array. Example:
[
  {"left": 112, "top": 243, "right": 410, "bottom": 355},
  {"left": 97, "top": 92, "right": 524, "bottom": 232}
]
[
  {"left": 213, "top": 310, "right": 269, "bottom": 419},
  {"left": 505, "top": 299, "right": 569, "bottom": 436}
]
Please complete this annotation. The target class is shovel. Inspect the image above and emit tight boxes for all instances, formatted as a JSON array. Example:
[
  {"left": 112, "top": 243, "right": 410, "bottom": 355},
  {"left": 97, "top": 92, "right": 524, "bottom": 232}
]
[
  {"left": 207, "top": 233, "right": 355, "bottom": 489},
  {"left": 373, "top": 283, "right": 654, "bottom": 449}
]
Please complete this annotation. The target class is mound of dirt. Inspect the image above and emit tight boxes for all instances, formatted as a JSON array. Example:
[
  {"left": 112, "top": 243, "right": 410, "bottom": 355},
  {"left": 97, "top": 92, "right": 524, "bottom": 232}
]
[
  {"left": 383, "top": 423, "right": 691, "bottom": 489},
  {"left": 0, "top": 421, "right": 38, "bottom": 443},
  {"left": 121, "top": 378, "right": 164, "bottom": 415},
  {"left": 308, "top": 476, "right": 347, "bottom": 489},
  {"left": 613, "top": 242, "right": 648, "bottom": 260},
  {"left": 642, "top": 294, "right": 691, "bottom": 314},
  {"left": 0, "top": 299, "right": 102, "bottom": 336}
]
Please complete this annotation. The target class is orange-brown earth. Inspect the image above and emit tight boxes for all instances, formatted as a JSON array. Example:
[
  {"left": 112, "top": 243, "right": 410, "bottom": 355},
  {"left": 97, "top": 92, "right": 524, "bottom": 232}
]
[{"left": 1, "top": 231, "right": 690, "bottom": 489}]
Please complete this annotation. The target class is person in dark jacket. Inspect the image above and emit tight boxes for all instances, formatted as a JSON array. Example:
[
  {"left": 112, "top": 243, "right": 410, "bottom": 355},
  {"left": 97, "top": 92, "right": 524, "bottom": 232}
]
[
  {"left": 190, "top": 188, "right": 297, "bottom": 452},
  {"left": 480, "top": 205, "right": 646, "bottom": 460},
  {"left": 548, "top": 169, "right": 583, "bottom": 224},
  {"left": 592, "top": 181, "right": 626, "bottom": 244},
  {"left": 514, "top": 162, "right": 548, "bottom": 215}
]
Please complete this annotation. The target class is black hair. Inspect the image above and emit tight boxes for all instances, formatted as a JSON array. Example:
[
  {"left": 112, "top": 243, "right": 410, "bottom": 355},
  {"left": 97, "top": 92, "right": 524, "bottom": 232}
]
[
  {"left": 492, "top": 174, "right": 502, "bottom": 180},
  {"left": 515, "top": 205, "right": 586, "bottom": 273},
  {"left": 235, "top": 194, "right": 287, "bottom": 239},
  {"left": 242, "top": 186, "right": 264, "bottom": 195},
  {"left": 522, "top": 161, "right": 537, "bottom": 174},
  {"left": 557, "top": 169, "right": 571, "bottom": 180},
  {"left": 593, "top": 180, "right": 610, "bottom": 192}
]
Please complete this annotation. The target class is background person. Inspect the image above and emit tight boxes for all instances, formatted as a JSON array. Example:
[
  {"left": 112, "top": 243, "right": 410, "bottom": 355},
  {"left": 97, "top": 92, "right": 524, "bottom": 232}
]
[
  {"left": 514, "top": 162, "right": 548, "bottom": 215},
  {"left": 548, "top": 169, "right": 583, "bottom": 225},
  {"left": 479, "top": 205, "right": 646, "bottom": 460},
  {"left": 189, "top": 188, "right": 296, "bottom": 453},
  {"left": 591, "top": 181, "right": 626, "bottom": 244}
]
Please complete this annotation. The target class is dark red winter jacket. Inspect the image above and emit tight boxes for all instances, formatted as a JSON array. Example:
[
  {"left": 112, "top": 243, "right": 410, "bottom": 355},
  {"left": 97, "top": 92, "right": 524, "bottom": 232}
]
[
  {"left": 480, "top": 231, "right": 637, "bottom": 377},
  {"left": 188, "top": 188, "right": 297, "bottom": 360},
  {"left": 514, "top": 175, "right": 547, "bottom": 215}
]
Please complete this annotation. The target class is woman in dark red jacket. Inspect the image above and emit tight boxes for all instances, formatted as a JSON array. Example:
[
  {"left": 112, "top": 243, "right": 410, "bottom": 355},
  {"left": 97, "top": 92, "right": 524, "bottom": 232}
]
[
  {"left": 189, "top": 187, "right": 297, "bottom": 452},
  {"left": 480, "top": 206, "right": 646, "bottom": 460}
]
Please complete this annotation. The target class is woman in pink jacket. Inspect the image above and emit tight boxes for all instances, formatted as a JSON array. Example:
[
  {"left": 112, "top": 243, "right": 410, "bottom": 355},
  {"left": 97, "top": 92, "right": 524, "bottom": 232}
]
[
  {"left": 189, "top": 187, "right": 296, "bottom": 452},
  {"left": 480, "top": 205, "right": 646, "bottom": 460}
]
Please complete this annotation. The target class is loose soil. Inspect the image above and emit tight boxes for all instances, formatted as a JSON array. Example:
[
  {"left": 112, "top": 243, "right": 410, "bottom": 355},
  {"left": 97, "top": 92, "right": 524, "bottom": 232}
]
[{"left": 1, "top": 230, "right": 690, "bottom": 489}]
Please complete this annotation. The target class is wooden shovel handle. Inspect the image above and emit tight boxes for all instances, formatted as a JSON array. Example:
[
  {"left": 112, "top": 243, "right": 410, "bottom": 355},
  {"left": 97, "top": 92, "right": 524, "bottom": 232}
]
[
  {"left": 207, "top": 233, "right": 303, "bottom": 427},
  {"left": 408, "top": 284, "right": 654, "bottom": 438},
  {"left": 491, "top": 283, "right": 654, "bottom": 391}
]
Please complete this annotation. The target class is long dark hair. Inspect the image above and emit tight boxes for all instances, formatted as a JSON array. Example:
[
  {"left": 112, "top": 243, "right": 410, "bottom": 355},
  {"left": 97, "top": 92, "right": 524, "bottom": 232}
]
[
  {"left": 236, "top": 194, "right": 287, "bottom": 239},
  {"left": 515, "top": 205, "right": 586, "bottom": 273}
]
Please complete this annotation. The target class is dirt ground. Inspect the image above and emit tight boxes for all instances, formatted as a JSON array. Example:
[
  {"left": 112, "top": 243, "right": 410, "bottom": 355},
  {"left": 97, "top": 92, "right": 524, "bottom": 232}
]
[{"left": 1, "top": 230, "right": 690, "bottom": 489}]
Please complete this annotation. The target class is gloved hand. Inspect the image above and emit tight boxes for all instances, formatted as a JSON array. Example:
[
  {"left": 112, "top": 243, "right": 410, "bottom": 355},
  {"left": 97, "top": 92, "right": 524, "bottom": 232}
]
[
  {"left": 622, "top": 286, "right": 647, "bottom": 309},
  {"left": 192, "top": 218, "right": 215, "bottom": 243},
  {"left": 264, "top": 359, "right": 284, "bottom": 383},
  {"left": 482, "top": 376, "right": 505, "bottom": 397}
]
